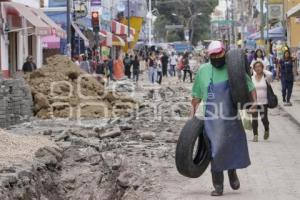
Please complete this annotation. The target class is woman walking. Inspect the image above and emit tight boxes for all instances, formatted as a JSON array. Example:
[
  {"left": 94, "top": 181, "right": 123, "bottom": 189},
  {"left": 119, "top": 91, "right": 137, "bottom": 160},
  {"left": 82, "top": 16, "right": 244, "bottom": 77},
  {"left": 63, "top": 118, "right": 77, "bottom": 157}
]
[
  {"left": 250, "top": 49, "right": 270, "bottom": 72},
  {"left": 251, "top": 61, "right": 271, "bottom": 142},
  {"left": 277, "top": 50, "right": 297, "bottom": 106},
  {"left": 148, "top": 52, "right": 157, "bottom": 84}
]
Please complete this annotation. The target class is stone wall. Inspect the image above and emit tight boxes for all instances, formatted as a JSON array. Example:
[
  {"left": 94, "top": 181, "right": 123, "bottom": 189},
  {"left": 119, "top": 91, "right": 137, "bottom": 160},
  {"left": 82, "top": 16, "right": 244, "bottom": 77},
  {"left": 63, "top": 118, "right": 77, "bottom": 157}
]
[{"left": 0, "top": 78, "right": 33, "bottom": 128}]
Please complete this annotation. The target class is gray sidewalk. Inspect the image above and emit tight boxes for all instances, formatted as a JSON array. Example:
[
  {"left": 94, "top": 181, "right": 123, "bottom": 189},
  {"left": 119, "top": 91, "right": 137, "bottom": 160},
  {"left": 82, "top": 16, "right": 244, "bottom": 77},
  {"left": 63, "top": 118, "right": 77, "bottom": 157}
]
[{"left": 272, "top": 79, "right": 300, "bottom": 125}]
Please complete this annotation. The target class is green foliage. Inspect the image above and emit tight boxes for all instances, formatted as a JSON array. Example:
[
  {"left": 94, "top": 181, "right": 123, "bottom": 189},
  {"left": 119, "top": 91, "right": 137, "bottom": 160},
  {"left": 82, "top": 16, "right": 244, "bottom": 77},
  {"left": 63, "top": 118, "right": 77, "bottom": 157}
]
[{"left": 152, "top": 0, "right": 218, "bottom": 45}]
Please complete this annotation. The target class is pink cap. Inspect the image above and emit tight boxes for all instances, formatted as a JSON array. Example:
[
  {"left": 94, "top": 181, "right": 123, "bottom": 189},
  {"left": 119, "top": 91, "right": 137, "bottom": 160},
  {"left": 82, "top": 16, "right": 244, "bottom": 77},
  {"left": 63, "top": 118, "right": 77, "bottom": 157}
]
[{"left": 207, "top": 41, "right": 225, "bottom": 56}]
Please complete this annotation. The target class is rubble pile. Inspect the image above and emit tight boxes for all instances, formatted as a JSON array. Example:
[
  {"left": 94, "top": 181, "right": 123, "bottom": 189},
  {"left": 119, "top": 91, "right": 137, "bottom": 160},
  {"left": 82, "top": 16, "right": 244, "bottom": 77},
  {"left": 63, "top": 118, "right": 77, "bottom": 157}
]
[
  {"left": 24, "top": 55, "right": 137, "bottom": 119},
  {"left": 0, "top": 78, "right": 33, "bottom": 128}
]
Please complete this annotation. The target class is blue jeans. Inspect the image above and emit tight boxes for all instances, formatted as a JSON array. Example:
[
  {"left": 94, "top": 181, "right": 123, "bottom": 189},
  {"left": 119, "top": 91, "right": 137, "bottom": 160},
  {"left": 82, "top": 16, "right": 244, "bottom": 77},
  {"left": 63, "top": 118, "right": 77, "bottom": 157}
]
[
  {"left": 169, "top": 65, "right": 176, "bottom": 76},
  {"left": 148, "top": 67, "right": 158, "bottom": 83},
  {"left": 281, "top": 79, "right": 294, "bottom": 102}
]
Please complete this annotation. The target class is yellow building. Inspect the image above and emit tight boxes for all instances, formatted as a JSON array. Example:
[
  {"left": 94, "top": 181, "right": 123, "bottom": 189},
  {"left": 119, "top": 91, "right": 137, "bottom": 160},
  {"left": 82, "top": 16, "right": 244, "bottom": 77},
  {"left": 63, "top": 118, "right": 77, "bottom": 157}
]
[{"left": 285, "top": 0, "right": 300, "bottom": 49}]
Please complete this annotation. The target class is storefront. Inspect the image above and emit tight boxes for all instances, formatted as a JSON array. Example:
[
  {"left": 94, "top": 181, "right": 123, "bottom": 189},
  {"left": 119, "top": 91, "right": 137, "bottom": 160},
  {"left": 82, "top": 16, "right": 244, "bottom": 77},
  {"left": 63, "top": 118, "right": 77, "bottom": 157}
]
[{"left": 0, "top": 1, "right": 65, "bottom": 78}]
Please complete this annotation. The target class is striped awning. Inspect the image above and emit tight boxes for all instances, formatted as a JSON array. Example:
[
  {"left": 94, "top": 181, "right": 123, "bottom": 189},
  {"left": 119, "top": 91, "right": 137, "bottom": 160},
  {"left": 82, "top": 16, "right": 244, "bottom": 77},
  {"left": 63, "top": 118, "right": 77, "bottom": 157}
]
[
  {"left": 100, "top": 30, "right": 125, "bottom": 47},
  {"left": 3, "top": 2, "right": 66, "bottom": 38},
  {"left": 111, "top": 20, "right": 135, "bottom": 37}
]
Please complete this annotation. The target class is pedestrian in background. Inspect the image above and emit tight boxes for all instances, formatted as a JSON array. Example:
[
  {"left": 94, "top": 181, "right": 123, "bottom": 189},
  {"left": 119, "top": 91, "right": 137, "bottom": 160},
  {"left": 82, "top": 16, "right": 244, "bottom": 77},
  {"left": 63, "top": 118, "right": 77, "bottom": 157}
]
[
  {"left": 169, "top": 52, "right": 178, "bottom": 77},
  {"left": 132, "top": 55, "right": 140, "bottom": 82},
  {"left": 123, "top": 54, "right": 132, "bottom": 79},
  {"left": 251, "top": 61, "right": 271, "bottom": 142},
  {"left": 107, "top": 55, "right": 114, "bottom": 81},
  {"left": 22, "top": 55, "right": 37, "bottom": 73},
  {"left": 250, "top": 49, "right": 270, "bottom": 72},
  {"left": 176, "top": 53, "right": 183, "bottom": 83},
  {"left": 157, "top": 54, "right": 163, "bottom": 84},
  {"left": 113, "top": 54, "right": 124, "bottom": 81},
  {"left": 277, "top": 50, "right": 297, "bottom": 106},
  {"left": 161, "top": 52, "right": 169, "bottom": 77},
  {"left": 148, "top": 52, "right": 157, "bottom": 84},
  {"left": 80, "top": 55, "right": 91, "bottom": 73},
  {"left": 182, "top": 53, "right": 193, "bottom": 83}
]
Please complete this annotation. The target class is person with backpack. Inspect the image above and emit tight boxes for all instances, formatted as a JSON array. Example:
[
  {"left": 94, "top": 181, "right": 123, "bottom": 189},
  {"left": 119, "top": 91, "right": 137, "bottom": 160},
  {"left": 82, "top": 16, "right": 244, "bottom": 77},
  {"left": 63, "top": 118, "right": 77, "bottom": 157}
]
[
  {"left": 251, "top": 61, "right": 272, "bottom": 142},
  {"left": 123, "top": 54, "right": 132, "bottom": 79}
]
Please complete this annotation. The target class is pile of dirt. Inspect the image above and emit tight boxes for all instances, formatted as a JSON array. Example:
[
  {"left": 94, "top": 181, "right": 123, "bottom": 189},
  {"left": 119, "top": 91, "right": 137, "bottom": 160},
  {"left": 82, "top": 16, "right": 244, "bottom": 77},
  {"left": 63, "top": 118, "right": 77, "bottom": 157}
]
[
  {"left": 24, "top": 55, "right": 137, "bottom": 119},
  {"left": 0, "top": 129, "right": 56, "bottom": 168}
]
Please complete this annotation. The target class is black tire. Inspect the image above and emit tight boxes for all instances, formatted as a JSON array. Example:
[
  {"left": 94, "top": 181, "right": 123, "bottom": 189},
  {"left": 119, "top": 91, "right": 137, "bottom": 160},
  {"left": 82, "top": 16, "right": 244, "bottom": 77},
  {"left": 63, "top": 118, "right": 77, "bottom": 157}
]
[
  {"left": 175, "top": 117, "right": 211, "bottom": 178},
  {"left": 226, "top": 49, "right": 251, "bottom": 109}
]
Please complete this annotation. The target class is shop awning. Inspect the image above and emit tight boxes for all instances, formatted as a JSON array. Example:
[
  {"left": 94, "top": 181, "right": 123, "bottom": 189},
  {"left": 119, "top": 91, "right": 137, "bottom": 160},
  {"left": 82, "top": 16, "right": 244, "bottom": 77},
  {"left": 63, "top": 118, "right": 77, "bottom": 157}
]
[
  {"left": 112, "top": 20, "right": 135, "bottom": 38},
  {"left": 3, "top": 2, "right": 66, "bottom": 38},
  {"left": 32, "top": 9, "right": 66, "bottom": 38},
  {"left": 100, "top": 30, "right": 125, "bottom": 47},
  {"left": 3, "top": 2, "right": 50, "bottom": 35},
  {"left": 112, "top": 35, "right": 125, "bottom": 47},
  {"left": 287, "top": 3, "right": 300, "bottom": 18},
  {"left": 247, "top": 26, "right": 285, "bottom": 40},
  {"left": 71, "top": 22, "right": 89, "bottom": 47}
]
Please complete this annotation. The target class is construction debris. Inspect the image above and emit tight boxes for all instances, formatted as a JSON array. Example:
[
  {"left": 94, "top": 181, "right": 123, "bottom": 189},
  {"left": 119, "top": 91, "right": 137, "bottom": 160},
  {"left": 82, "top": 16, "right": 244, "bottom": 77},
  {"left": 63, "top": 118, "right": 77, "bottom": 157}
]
[{"left": 24, "top": 55, "right": 137, "bottom": 119}]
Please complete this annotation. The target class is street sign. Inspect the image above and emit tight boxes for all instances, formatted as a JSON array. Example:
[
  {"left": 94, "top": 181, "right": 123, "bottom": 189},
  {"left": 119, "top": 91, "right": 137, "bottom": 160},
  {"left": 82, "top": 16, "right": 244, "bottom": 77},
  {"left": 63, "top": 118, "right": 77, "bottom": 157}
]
[{"left": 165, "top": 25, "right": 184, "bottom": 30}]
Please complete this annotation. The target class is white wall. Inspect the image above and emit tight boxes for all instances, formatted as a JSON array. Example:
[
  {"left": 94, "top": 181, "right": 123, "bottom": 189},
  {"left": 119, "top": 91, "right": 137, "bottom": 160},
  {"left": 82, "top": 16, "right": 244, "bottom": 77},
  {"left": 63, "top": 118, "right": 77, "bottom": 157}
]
[{"left": 11, "top": 0, "right": 40, "bottom": 8}]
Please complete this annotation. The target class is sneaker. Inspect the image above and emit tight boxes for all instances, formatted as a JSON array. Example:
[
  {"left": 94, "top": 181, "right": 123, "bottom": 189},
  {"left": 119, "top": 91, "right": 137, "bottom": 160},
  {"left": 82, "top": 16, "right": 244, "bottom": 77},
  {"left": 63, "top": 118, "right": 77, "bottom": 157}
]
[
  {"left": 286, "top": 102, "right": 293, "bottom": 106},
  {"left": 264, "top": 131, "right": 270, "bottom": 140},
  {"left": 253, "top": 135, "right": 258, "bottom": 142}
]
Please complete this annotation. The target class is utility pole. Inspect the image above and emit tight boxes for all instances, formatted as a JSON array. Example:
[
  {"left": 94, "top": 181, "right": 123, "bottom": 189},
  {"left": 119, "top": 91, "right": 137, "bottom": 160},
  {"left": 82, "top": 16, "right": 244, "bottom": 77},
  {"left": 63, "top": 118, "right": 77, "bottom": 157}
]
[
  {"left": 260, "top": 0, "right": 265, "bottom": 44},
  {"left": 67, "top": 0, "right": 72, "bottom": 58},
  {"left": 127, "top": 0, "right": 131, "bottom": 50},
  {"left": 148, "top": 0, "right": 152, "bottom": 45},
  {"left": 226, "top": 0, "right": 230, "bottom": 45}
]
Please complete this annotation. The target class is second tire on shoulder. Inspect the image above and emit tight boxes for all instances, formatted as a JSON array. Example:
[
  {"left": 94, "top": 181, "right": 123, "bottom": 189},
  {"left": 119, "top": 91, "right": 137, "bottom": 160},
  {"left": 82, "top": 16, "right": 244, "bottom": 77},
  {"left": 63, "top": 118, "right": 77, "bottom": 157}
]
[{"left": 226, "top": 49, "right": 251, "bottom": 109}]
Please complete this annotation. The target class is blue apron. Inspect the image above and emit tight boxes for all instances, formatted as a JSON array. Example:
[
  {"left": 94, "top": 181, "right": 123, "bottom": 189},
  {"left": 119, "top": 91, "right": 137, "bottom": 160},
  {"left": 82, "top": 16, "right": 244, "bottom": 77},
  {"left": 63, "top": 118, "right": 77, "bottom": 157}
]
[{"left": 204, "top": 80, "right": 251, "bottom": 172}]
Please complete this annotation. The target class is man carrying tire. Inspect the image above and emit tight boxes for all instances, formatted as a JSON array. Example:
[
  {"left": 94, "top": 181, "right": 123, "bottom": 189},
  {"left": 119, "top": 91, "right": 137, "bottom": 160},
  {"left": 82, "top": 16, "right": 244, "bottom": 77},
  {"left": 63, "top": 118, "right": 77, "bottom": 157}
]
[{"left": 191, "top": 41, "right": 257, "bottom": 196}]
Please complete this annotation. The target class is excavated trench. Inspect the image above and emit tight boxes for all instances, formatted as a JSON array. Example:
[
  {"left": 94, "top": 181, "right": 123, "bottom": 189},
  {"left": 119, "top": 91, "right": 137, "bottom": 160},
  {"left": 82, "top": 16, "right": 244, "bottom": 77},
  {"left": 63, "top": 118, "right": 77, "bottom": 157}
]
[{"left": 0, "top": 84, "right": 192, "bottom": 200}]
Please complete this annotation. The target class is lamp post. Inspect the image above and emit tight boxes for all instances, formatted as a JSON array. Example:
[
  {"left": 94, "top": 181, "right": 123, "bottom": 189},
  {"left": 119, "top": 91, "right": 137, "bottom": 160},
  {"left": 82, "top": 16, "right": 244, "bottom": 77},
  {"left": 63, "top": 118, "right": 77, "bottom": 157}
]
[
  {"left": 127, "top": 0, "right": 131, "bottom": 50},
  {"left": 66, "top": 0, "right": 72, "bottom": 58}
]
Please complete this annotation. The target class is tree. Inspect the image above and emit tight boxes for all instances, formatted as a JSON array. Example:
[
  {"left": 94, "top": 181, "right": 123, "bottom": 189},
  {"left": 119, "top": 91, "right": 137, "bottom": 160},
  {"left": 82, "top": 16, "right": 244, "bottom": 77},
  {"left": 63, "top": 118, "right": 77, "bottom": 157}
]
[{"left": 151, "top": 0, "right": 218, "bottom": 45}]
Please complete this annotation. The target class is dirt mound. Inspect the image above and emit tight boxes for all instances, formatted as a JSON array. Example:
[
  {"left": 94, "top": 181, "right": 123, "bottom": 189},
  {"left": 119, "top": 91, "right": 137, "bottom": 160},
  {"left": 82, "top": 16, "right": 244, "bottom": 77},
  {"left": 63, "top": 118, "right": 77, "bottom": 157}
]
[{"left": 24, "top": 55, "right": 136, "bottom": 119}]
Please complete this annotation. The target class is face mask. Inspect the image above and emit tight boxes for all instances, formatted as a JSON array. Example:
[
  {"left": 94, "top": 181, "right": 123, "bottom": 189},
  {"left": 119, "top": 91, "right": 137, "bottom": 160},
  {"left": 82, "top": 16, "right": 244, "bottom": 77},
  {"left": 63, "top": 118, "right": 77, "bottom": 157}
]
[{"left": 210, "top": 56, "right": 226, "bottom": 68}]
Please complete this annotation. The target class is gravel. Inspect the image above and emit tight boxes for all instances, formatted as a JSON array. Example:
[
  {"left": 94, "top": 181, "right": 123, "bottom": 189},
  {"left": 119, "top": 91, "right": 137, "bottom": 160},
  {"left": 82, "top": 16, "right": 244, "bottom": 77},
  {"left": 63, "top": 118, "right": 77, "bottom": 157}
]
[{"left": 0, "top": 129, "right": 56, "bottom": 168}]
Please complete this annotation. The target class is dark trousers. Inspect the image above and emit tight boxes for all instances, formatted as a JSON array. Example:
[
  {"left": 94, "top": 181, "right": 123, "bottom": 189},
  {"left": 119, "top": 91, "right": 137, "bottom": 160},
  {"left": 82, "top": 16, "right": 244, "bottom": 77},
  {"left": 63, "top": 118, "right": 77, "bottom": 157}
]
[
  {"left": 157, "top": 71, "right": 162, "bottom": 84},
  {"left": 162, "top": 64, "right": 168, "bottom": 77},
  {"left": 133, "top": 70, "right": 139, "bottom": 82},
  {"left": 183, "top": 70, "right": 192, "bottom": 82},
  {"left": 252, "top": 105, "right": 269, "bottom": 136},
  {"left": 281, "top": 79, "right": 294, "bottom": 102},
  {"left": 125, "top": 65, "right": 131, "bottom": 79},
  {"left": 169, "top": 65, "right": 176, "bottom": 76}
]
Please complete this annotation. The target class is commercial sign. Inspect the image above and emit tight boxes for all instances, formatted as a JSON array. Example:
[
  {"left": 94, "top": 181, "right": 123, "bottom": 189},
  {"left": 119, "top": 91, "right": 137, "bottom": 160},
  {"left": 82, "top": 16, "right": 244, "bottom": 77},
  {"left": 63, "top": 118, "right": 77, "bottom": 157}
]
[
  {"left": 49, "top": 0, "right": 66, "bottom": 7},
  {"left": 91, "top": 0, "right": 101, "bottom": 7},
  {"left": 268, "top": 4, "right": 284, "bottom": 21}
]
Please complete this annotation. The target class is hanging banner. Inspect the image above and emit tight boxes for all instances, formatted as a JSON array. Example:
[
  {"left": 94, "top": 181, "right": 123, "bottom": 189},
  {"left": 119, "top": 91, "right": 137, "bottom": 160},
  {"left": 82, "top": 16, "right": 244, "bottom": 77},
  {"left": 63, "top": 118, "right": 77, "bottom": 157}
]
[
  {"left": 91, "top": 0, "right": 101, "bottom": 7},
  {"left": 268, "top": 4, "right": 284, "bottom": 21}
]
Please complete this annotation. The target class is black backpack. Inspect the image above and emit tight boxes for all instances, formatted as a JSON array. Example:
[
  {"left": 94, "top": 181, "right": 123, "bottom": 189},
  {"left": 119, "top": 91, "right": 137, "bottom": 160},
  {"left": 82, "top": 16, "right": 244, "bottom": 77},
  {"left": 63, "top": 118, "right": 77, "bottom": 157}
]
[{"left": 266, "top": 81, "right": 278, "bottom": 109}]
